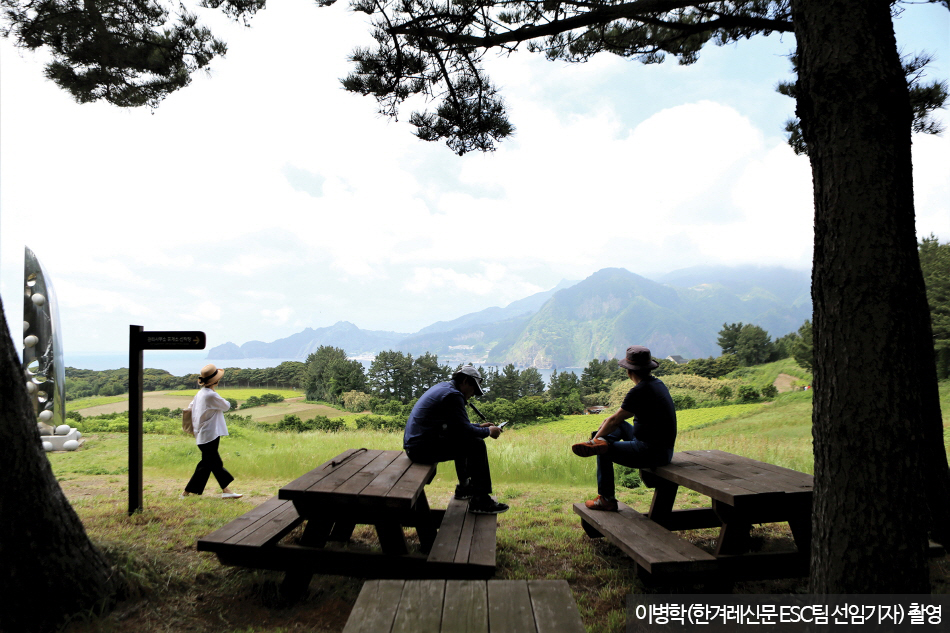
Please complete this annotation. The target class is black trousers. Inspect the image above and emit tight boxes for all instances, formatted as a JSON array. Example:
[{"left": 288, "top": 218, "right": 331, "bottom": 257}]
[
  {"left": 406, "top": 436, "right": 493, "bottom": 496},
  {"left": 184, "top": 437, "right": 234, "bottom": 494}
]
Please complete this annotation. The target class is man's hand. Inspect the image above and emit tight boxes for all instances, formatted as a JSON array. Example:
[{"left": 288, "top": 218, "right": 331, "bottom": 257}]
[
  {"left": 488, "top": 426, "right": 502, "bottom": 439},
  {"left": 479, "top": 422, "right": 493, "bottom": 427}
]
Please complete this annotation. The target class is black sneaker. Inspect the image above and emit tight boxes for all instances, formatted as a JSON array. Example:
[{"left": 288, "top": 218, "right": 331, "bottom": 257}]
[{"left": 469, "top": 496, "right": 509, "bottom": 514}]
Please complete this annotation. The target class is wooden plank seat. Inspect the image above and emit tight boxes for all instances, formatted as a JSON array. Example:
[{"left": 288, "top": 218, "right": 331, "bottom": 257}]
[
  {"left": 343, "top": 579, "right": 585, "bottom": 633},
  {"left": 425, "top": 498, "right": 496, "bottom": 578},
  {"left": 197, "top": 496, "right": 303, "bottom": 565},
  {"left": 197, "top": 495, "right": 496, "bottom": 581},
  {"left": 574, "top": 501, "right": 718, "bottom": 583}
]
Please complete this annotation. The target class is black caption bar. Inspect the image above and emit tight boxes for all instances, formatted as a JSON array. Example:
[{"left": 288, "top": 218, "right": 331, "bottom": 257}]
[{"left": 627, "top": 594, "right": 947, "bottom": 632}]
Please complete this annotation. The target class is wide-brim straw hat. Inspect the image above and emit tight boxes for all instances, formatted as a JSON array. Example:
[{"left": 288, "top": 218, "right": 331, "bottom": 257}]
[{"left": 198, "top": 363, "right": 225, "bottom": 386}]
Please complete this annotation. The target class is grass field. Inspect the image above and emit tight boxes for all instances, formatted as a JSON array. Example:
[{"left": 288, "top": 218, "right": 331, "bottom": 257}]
[
  {"left": 46, "top": 384, "right": 950, "bottom": 632},
  {"left": 69, "top": 388, "right": 314, "bottom": 419}
]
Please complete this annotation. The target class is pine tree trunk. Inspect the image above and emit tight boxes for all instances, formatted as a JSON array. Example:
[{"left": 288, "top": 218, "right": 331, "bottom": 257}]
[
  {"left": 0, "top": 297, "right": 124, "bottom": 632},
  {"left": 792, "top": 0, "right": 948, "bottom": 592}
]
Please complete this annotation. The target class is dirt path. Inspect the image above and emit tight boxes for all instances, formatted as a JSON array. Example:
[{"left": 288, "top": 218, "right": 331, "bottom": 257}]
[{"left": 773, "top": 373, "right": 798, "bottom": 392}]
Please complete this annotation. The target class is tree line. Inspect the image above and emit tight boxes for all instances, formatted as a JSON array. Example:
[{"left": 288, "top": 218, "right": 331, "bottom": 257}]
[{"left": 64, "top": 361, "right": 308, "bottom": 400}]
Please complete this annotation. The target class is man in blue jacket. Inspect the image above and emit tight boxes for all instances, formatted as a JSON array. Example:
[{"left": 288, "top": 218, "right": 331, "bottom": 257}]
[{"left": 404, "top": 366, "right": 508, "bottom": 514}]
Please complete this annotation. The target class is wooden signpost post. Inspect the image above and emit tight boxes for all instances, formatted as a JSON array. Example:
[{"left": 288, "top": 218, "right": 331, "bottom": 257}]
[{"left": 129, "top": 326, "right": 206, "bottom": 515}]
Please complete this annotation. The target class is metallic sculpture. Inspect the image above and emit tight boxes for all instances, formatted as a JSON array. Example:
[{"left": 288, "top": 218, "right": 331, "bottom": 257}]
[{"left": 23, "top": 247, "right": 67, "bottom": 443}]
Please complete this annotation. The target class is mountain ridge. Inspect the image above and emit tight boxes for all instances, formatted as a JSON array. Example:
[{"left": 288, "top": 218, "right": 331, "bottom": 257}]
[{"left": 206, "top": 265, "right": 811, "bottom": 366}]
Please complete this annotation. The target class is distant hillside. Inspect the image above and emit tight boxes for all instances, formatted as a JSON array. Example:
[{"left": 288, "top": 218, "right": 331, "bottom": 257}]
[
  {"left": 207, "top": 265, "right": 811, "bottom": 366},
  {"left": 206, "top": 321, "right": 408, "bottom": 360},
  {"left": 489, "top": 267, "right": 811, "bottom": 367},
  {"left": 413, "top": 279, "right": 578, "bottom": 336}
]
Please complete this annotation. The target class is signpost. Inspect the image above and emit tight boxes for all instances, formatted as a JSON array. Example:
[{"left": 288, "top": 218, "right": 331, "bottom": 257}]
[{"left": 129, "top": 326, "right": 206, "bottom": 515}]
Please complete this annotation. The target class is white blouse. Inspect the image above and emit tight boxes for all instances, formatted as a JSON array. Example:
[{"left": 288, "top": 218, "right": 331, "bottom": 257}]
[{"left": 190, "top": 387, "right": 231, "bottom": 445}]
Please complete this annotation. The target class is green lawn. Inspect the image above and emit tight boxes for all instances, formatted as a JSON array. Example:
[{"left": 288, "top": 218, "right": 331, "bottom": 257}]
[{"left": 45, "top": 382, "right": 950, "bottom": 632}]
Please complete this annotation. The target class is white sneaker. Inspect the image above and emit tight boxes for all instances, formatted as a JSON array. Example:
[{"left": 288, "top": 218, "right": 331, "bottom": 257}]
[{"left": 221, "top": 492, "right": 243, "bottom": 499}]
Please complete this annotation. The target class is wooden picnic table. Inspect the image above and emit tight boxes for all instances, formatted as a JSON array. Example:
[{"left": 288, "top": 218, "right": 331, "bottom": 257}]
[
  {"left": 279, "top": 448, "right": 439, "bottom": 557},
  {"left": 198, "top": 448, "right": 498, "bottom": 592},
  {"left": 646, "top": 449, "right": 813, "bottom": 557},
  {"left": 575, "top": 449, "right": 813, "bottom": 582},
  {"left": 343, "top": 579, "right": 586, "bottom": 633}
]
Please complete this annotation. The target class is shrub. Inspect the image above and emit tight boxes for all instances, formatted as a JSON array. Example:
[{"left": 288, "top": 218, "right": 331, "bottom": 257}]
[
  {"left": 66, "top": 411, "right": 82, "bottom": 422},
  {"left": 75, "top": 412, "right": 181, "bottom": 434},
  {"left": 342, "top": 390, "right": 372, "bottom": 413},
  {"left": 737, "top": 385, "right": 760, "bottom": 402},
  {"left": 313, "top": 416, "right": 346, "bottom": 432},
  {"left": 354, "top": 415, "right": 404, "bottom": 432},
  {"left": 618, "top": 466, "right": 642, "bottom": 489},
  {"left": 260, "top": 393, "right": 284, "bottom": 404},
  {"left": 715, "top": 385, "right": 733, "bottom": 401},
  {"left": 761, "top": 384, "right": 779, "bottom": 399},
  {"left": 671, "top": 394, "right": 696, "bottom": 410},
  {"left": 582, "top": 392, "right": 610, "bottom": 408},
  {"left": 241, "top": 396, "right": 261, "bottom": 409},
  {"left": 269, "top": 414, "right": 345, "bottom": 433},
  {"left": 660, "top": 374, "right": 745, "bottom": 397},
  {"left": 371, "top": 399, "right": 409, "bottom": 417}
]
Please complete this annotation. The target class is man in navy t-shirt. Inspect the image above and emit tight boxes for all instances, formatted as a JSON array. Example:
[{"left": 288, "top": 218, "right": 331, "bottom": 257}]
[
  {"left": 571, "top": 345, "right": 677, "bottom": 511},
  {"left": 404, "top": 366, "right": 508, "bottom": 514}
]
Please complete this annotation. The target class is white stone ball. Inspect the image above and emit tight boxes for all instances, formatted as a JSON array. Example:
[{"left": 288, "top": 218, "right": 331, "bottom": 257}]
[
  {"left": 63, "top": 440, "right": 80, "bottom": 451},
  {"left": 31, "top": 293, "right": 46, "bottom": 306},
  {"left": 75, "top": 430, "right": 82, "bottom": 439},
  {"left": 42, "top": 441, "right": 53, "bottom": 451},
  {"left": 24, "top": 335, "right": 38, "bottom": 347},
  {"left": 23, "top": 321, "right": 30, "bottom": 332},
  {"left": 26, "top": 382, "right": 37, "bottom": 394},
  {"left": 55, "top": 424, "right": 71, "bottom": 436},
  {"left": 38, "top": 410, "right": 53, "bottom": 422}
]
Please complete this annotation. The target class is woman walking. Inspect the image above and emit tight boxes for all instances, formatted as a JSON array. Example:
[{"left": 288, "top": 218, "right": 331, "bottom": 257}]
[{"left": 181, "top": 364, "right": 242, "bottom": 499}]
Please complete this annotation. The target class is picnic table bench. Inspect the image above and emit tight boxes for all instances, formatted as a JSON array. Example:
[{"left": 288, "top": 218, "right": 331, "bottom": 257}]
[
  {"left": 197, "top": 449, "right": 497, "bottom": 592},
  {"left": 575, "top": 449, "right": 813, "bottom": 583},
  {"left": 343, "top": 579, "right": 585, "bottom": 633}
]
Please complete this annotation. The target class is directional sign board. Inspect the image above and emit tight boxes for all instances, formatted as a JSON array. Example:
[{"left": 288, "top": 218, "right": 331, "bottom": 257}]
[
  {"left": 128, "top": 326, "right": 206, "bottom": 514},
  {"left": 136, "top": 330, "right": 206, "bottom": 350}
]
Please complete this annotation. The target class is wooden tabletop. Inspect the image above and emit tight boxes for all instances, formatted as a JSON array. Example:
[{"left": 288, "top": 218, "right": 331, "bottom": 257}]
[
  {"left": 646, "top": 449, "right": 813, "bottom": 510},
  {"left": 343, "top": 579, "right": 586, "bottom": 633},
  {"left": 279, "top": 449, "right": 436, "bottom": 511}
]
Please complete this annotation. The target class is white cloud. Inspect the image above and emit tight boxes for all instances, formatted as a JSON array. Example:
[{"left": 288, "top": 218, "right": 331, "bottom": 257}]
[
  {"left": 179, "top": 301, "right": 222, "bottom": 323},
  {"left": 261, "top": 307, "right": 294, "bottom": 325},
  {"left": 1, "top": 4, "right": 946, "bottom": 352}
]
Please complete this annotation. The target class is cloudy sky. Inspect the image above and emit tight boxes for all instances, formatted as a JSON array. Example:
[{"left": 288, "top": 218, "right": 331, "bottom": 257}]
[{"left": 1, "top": 2, "right": 948, "bottom": 355}]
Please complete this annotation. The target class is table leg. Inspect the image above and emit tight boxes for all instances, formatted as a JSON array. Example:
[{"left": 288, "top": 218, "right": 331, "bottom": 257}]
[
  {"left": 788, "top": 512, "right": 812, "bottom": 556},
  {"left": 299, "top": 517, "right": 334, "bottom": 549},
  {"left": 712, "top": 500, "right": 752, "bottom": 556},
  {"left": 413, "top": 492, "right": 438, "bottom": 553},
  {"left": 647, "top": 479, "right": 678, "bottom": 526},
  {"left": 375, "top": 520, "right": 410, "bottom": 555},
  {"left": 280, "top": 569, "right": 313, "bottom": 602}
]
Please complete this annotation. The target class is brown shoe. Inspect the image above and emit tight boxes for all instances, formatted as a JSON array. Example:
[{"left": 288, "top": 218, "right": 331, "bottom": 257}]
[
  {"left": 584, "top": 495, "right": 618, "bottom": 511},
  {"left": 572, "top": 438, "right": 608, "bottom": 457}
]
